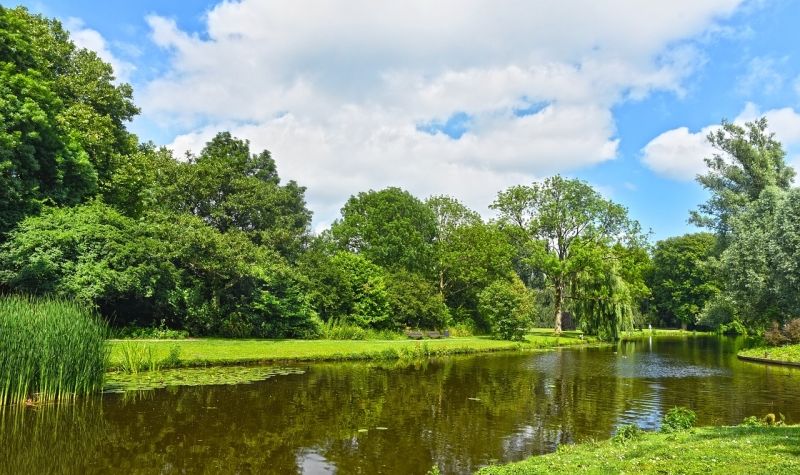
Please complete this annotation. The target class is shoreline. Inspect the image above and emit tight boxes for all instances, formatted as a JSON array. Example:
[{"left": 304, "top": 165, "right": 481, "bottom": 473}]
[{"left": 738, "top": 344, "right": 800, "bottom": 367}]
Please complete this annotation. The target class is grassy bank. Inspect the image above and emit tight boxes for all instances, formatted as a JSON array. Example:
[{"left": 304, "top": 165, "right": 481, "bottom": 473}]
[
  {"left": 739, "top": 344, "right": 800, "bottom": 365},
  {"left": 108, "top": 329, "right": 593, "bottom": 371},
  {"left": 620, "top": 329, "right": 713, "bottom": 340},
  {"left": 477, "top": 425, "right": 800, "bottom": 474}
]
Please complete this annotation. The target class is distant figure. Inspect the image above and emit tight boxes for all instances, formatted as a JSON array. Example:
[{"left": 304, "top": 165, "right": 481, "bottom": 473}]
[{"left": 648, "top": 324, "right": 652, "bottom": 331}]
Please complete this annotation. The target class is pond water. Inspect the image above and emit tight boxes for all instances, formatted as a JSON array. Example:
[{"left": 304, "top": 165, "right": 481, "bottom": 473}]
[{"left": 3, "top": 336, "right": 800, "bottom": 474}]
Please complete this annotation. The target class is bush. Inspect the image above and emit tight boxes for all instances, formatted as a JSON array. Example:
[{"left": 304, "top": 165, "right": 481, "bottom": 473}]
[
  {"left": 478, "top": 276, "right": 532, "bottom": 341},
  {"left": 660, "top": 406, "right": 697, "bottom": 433},
  {"left": 612, "top": 424, "right": 643, "bottom": 444},
  {"left": 0, "top": 295, "right": 108, "bottom": 404},
  {"left": 717, "top": 320, "right": 748, "bottom": 336},
  {"left": 782, "top": 318, "right": 800, "bottom": 343},
  {"left": 764, "top": 321, "right": 789, "bottom": 346},
  {"left": 386, "top": 270, "right": 450, "bottom": 330}
]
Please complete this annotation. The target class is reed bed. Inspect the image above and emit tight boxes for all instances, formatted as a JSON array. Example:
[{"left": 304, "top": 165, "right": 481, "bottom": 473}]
[{"left": 0, "top": 296, "right": 108, "bottom": 405}]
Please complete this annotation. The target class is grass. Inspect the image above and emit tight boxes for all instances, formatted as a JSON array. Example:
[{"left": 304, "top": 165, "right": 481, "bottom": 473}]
[
  {"left": 477, "top": 425, "right": 800, "bottom": 474},
  {"left": 739, "top": 344, "right": 800, "bottom": 365},
  {"left": 620, "top": 328, "right": 713, "bottom": 340},
  {"left": 108, "top": 329, "right": 593, "bottom": 371},
  {"left": 0, "top": 296, "right": 108, "bottom": 405}
]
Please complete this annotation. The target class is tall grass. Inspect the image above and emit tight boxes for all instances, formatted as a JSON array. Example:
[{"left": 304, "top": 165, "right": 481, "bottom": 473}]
[
  {"left": 0, "top": 296, "right": 108, "bottom": 405},
  {"left": 320, "top": 319, "right": 403, "bottom": 340}
]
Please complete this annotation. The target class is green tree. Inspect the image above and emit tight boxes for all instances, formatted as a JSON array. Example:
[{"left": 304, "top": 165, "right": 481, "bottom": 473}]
[
  {"left": 491, "top": 176, "right": 636, "bottom": 333},
  {"left": 385, "top": 270, "right": 450, "bottom": 330},
  {"left": 690, "top": 118, "right": 795, "bottom": 242},
  {"left": 169, "top": 132, "right": 312, "bottom": 259},
  {"left": 0, "top": 6, "right": 138, "bottom": 235},
  {"left": 649, "top": 233, "right": 719, "bottom": 329},
  {"left": 331, "top": 187, "right": 437, "bottom": 274},
  {"left": 477, "top": 276, "right": 532, "bottom": 340}
]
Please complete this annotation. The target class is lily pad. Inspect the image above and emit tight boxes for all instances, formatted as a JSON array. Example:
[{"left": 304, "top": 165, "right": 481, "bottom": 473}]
[{"left": 104, "top": 366, "right": 305, "bottom": 393}]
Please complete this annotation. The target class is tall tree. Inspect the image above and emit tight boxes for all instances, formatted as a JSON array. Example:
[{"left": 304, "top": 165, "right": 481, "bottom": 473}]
[
  {"left": 492, "top": 176, "right": 635, "bottom": 333},
  {"left": 690, "top": 118, "right": 795, "bottom": 242},
  {"left": 169, "top": 132, "right": 312, "bottom": 259},
  {"left": 331, "top": 187, "right": 437, "bottom": 274},
  {"left": 0, "top": 6, "right": 138, "bottom": 235},
  {"left": 649, "top": 233, "right": 719, "bottom": 329}
]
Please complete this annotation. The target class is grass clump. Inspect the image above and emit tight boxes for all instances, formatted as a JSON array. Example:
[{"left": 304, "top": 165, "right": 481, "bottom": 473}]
[
  {"left": 660, "top": 406, "right": 697, "bottom": 433},
  {"left": 0, "top": 296, "right": 108, "bottom": 405}
]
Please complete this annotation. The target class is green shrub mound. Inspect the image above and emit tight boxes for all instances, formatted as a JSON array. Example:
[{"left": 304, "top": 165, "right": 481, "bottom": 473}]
[{"left": 0, "top": 296, "right": 108, "bottom": 405}]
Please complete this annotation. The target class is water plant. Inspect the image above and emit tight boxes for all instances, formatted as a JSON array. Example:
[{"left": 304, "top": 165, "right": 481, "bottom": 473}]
[{"left": 0, "top": 295, "right": 108, "bottom": 405}]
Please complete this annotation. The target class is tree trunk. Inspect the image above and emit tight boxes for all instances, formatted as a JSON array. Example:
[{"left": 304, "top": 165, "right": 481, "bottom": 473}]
[
  {"left": 554, "top": 281, "right": 564, "bottom": 334},
  {"left": 681, "top": 321, "right": 687, "bottom": 331}
]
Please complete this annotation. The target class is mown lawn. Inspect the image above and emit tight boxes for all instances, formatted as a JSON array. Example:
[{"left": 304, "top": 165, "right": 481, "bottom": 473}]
[
  {"left": 739, "top": 344, "right": 800, "bottom": 364},
  {"left": 477, "top": 425, "right": 800, "bottom": 475},
  {"left": 108, "top": 329, "right": 593, "bottom": 370}
]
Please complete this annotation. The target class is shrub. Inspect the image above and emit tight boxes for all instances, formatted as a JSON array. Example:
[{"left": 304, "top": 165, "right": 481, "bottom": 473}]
[
  {"left": 478, "top": 276, "right": 532, "bottom": 341},
  {"left": 782, "top": 318, "right": 800, "bottom": 343},
  {"left": 612, "top": 424, "right": 643, "bottom": 444},
  {"left": 717, "top": 320, "right": 748, "bottom": 336},
  {"left": 0, "top": 295, "right": 108, "bottom": 405},
  {"left": 660, "top": 406, "right": 697, "bottom": 433},
  {"left": 386, "top": 270, "right": 450, "bottom": 330},
  {"left": 764, "top": 321, "right": 789, "bottom": 346}
]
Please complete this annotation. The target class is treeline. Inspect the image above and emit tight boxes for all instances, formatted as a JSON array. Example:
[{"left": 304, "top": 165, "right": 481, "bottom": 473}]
[{"left": 1, "top": 7, "right": 794, "bottom": 340}]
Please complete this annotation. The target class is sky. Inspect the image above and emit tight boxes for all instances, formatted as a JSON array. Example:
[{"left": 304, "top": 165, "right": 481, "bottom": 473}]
[{"left": 15, "top": 0, "right": 800, "bottom": 239}]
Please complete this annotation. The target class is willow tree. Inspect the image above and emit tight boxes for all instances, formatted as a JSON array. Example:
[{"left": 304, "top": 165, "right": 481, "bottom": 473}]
[{"left": 492, "top": 176, "right": 637, "bottom": 333}]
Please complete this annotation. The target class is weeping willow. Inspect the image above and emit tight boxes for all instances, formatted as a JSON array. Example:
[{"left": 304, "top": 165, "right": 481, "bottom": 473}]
[{"left": 572, "top": 266, "right": 635, "bottom": 341}]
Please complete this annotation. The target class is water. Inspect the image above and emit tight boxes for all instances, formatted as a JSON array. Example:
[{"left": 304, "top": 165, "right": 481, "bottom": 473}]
[{"left": 3, "top": 336, "right": 800, "bottom": 474}]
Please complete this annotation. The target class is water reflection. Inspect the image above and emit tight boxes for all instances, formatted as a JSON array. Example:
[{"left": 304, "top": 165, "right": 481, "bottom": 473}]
[{"left": 3, "top": 336, "right": 800, "bottom": 474}]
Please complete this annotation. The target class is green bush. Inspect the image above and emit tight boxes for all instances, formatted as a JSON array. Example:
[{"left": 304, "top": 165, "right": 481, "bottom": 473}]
[
  {"left": 0, "top": 295, "right": 108, "bottom": 404},
  {"left": 661, "top": 406, "right": 697, "bottom": 433},
  {"left": 612, "top": 424, "right": 643, "bottom": 444},
  {"left": 478, "top": 276, "right": 532, "bottom": 341}
]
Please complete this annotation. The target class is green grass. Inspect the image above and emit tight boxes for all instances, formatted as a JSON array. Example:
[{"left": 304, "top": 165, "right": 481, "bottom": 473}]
[
  {"left": 477, "top": 425, "right": 800, "bottom": 475},
  {"left": 739, "top": 344, "right": 800, "bottom": 364},
  {"left": 0, "top": 296, "right": 108, "bottom": 405},
  {"left": 620, "top": 329, "right": 712, "bottom": 340},
  {"left": 108, "top": 329, "right": 593, "bottom": 371}
]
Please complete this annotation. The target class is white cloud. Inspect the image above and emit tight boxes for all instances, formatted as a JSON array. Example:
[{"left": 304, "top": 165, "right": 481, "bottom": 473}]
[
  {"left": 65, "top": 18, "right": 135, "bottom": 82},
  {"left": 139, "top": 0, "right": 744, "bottom": 224},
  {"left": 641, "top": 103, "right": 800, "bottom": 181},
  {"left": 737, "top": 56, "right": 787, "bottom": 95}
]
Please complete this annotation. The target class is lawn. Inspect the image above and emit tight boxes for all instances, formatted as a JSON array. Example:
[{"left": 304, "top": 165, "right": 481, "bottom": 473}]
[
  {"left": 477, "top": 425, "right": 800, "bottom": 475},
  {"left": 739, "top": 344, "right": 800, "bottom": 365},
  {"left": 107, "top": 329, "right": 593, "bottom": 370},
  {"left": 620, "top": 328, "right": 713, "bottom": 340}
]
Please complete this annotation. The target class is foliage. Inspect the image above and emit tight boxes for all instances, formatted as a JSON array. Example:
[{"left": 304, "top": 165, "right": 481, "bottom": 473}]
[
  {"left": 320, "top": 319, "right": 402, "bottom": 340},
  {"left": 0, "top": 6, "right": 138, "bottom": 235},
  {"left": 477, "top": 276, "right": 533, "bottom": 340},
  {"left": 649, "top": 233, "right": 719, "bottom": 328},
  {"left": 112, "top": 324, "right": 189, "bottom": 340},
  {"left": 492, "top": 175, "right": 640, "bottom": 333},
  {"left": 739, "top": 343, "right": 800, "bottom": 364},
  {"left": 0, "top": 202, "right": 322, "bottom": 338},
  {"left": 612, "top": 424, "right": 643, "bottom": 445},
  {"left": 385, "top": 270, "right": 450, "bottom": 329},
  {"left": 716, "top": 320, "right": 748, "bottom": 336},
  {"left": 573, "top": 255, "right": 635, "bottom": 341},
  {"left": 331, "top": 187, "right": 437, "bottom": 274},
  {"left": 660, "top": 406, "right": 697, "bottom": 433},
  {"left": 691, "top": 118, "right": 795, "bottom": 241},
  {"left": 0, "top": 295, "right": 107, "bottom": 404},
  {"left": 167, "top": 132, "right": 312, "bottom": 259},
  {"left": 762, "top": 319, "right": 800, "bottom": 346}
]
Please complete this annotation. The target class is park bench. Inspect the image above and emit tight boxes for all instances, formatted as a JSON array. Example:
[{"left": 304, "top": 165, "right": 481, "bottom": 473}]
[{"left": 405, "top": 330, "right": 424, "bottom": 340}]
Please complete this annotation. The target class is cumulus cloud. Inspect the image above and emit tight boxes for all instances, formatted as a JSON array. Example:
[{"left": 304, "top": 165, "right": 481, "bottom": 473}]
[
  {"left": 641, "top": 103, "right": 800, "bottom": 181},
  {"left": 139, "top": 0, "right": 744, "bottom": 224},
  {"left": 65, "top": 18, "right": 135, "bottom": 82}
]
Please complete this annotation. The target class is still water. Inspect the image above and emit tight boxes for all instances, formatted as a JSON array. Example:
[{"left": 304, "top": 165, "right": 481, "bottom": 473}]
[{"left": 3, "top": 336, "right": 800, "bottom": 474}]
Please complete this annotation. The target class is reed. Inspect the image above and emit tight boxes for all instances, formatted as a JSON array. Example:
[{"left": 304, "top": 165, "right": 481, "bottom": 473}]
[{"left": 0, "top": 295, "right": 108, "bottom": 405}]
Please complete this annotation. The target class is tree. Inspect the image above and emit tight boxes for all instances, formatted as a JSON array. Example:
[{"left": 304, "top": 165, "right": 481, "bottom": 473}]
[
  {"left": 169, "top": 132, "right": 312, "bottom": 259},
  {"left": 477, "top": 276, "right": 532, "bottom": 340},
  {"left": 331, "top": 187, "right": 437, "bottom": 274},
  {"left": 690, "top": 118, "right": 795, "bottom": 243},
  {"left": 649, "top": 233, "right": 719, "bottom": 329},
  {"left": 385, "top": 270, "right": 450, "bottom": 330},
  {"left": 0, "top": 6, "right": 138, "bottom": 235},
  {"left": 0, "top": 201, "right": 322, "bottom": 338},
  {"left": 491, "top": 175, "right": 636, "bottom": 333}
]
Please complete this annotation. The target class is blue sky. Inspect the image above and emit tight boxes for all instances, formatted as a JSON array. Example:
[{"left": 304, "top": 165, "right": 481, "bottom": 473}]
[{"left": 15, "top": 0, "right": 800, "bottom": 239}]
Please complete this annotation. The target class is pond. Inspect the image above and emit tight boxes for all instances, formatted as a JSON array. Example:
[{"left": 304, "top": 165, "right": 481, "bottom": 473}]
[{"left": 3, "top": 336, "right": 800, "bottom": 474}]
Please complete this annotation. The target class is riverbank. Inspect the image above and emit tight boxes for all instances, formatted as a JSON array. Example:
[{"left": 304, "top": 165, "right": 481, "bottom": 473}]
[
  {"left": 739, "top": 344, "right": 800, "bottom": 366},
  {"left": 477, "top": 425, "right": 800, "bottom": 474},
  {"left": 620, "top": 328, "right": 713, "bottom": 340},
  {"left": 107, "top": 329, "right": 595, "bottom": 371}
]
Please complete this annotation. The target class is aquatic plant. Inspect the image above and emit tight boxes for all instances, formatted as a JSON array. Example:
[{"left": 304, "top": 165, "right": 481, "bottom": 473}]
[{"left": 0, "top": 296, "right": 108, "bottom": 405}]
